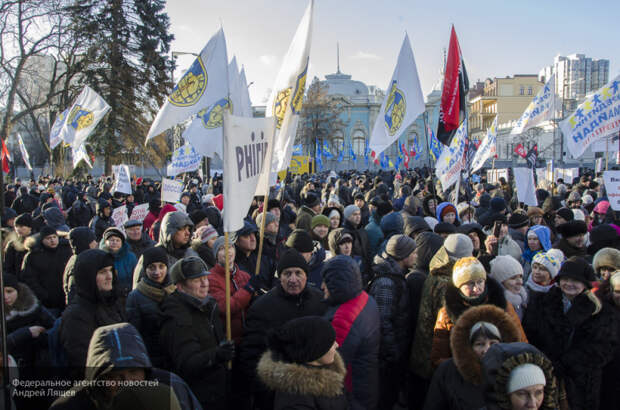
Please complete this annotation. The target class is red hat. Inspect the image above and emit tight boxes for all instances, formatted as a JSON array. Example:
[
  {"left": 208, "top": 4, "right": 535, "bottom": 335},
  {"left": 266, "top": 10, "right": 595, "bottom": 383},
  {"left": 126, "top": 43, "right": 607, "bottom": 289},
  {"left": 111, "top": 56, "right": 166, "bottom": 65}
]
[{"left": 212, "top": 194, "right": 224, "bottom": 211}]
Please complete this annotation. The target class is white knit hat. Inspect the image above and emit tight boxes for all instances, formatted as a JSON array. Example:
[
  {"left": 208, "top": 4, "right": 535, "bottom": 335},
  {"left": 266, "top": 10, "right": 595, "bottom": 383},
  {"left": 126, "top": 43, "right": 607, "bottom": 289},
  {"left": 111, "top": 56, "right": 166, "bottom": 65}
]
[
  {"left": 532, "top": 249, "right": 564, "bottom": 279},
  {"left": 507, "top": 363, "right": 546, "bottom": 394},
  {"left": 490, "top": 255, "right": 523, "bottom": 284}
]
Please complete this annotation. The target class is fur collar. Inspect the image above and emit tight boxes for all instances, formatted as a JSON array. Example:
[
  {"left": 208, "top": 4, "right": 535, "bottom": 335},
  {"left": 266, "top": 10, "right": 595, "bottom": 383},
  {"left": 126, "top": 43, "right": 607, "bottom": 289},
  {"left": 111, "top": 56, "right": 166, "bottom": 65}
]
[
  {"left": 5, "top": 283, "right": 39, "bottom": 321},
  {"left": 450, "top": 305, "right": 523, "bottom": 385},
  {"left": 257, "top": 350, "right": 346, "bottom": 398},
  {"left": 444, "top": 277, "right": 507, "bottom": 323},
  {"left": 544, "top": 287, "right": 600, "bottom": 327}
]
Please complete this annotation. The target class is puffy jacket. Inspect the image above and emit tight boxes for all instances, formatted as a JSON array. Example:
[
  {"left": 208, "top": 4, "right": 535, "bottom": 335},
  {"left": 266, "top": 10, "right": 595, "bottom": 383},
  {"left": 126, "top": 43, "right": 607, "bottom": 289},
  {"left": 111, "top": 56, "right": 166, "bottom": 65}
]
[
  {"left": 4, "top": 234, "right": 29, "bottom": 278},
  {"left": 63, "top": 227, "right": 97, "bottom": 305},
  {"left": 323, "top": 256, "right": 380, "bottom": 410},
  {"left": 67, "top": 198, "right": 92, "bottom": 228}
]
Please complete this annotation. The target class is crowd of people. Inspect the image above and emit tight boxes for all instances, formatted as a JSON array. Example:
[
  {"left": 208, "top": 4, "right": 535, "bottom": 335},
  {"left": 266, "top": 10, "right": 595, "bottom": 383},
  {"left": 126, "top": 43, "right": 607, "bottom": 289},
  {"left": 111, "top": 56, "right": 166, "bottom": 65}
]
[{"left": 1, "top": 167, "right": 619, "bottom": 410}]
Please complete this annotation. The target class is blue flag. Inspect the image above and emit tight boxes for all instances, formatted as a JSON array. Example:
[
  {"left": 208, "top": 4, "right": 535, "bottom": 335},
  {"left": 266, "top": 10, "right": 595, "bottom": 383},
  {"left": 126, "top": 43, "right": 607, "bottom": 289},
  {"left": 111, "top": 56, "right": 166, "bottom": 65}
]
[
  {"left": 292, "top": 144, "right": 303, "bottom": 155},
  {"left": 316, "top": 139, "right": 323, "bottom": 171},
  {"left": 349, "top": 141, "right": 357, "bottom": 161},
  {"left": 322, "top": 140, "right": 333, "bottom": 159},
  {"left": 395, "top": 155, "right": 402, "bottom": 169},
  {"left": 337, "top": 142, "right": 344, "bottom": 162},
  {"left": 380, "top": 152, "right": 388, "bottom": 169},
  {"left": 429, "top": 128, "right": 442, "bottom": 161}
]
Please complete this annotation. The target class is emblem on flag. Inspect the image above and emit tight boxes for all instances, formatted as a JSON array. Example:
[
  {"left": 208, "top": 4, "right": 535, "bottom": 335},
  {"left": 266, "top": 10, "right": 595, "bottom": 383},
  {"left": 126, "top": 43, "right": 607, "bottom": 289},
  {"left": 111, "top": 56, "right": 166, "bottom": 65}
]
[
  {"left": 291, "top": 58, "right": 309, "bottom": 114},
  {"left": 67, "top": 106, "right": 94, "bottom": 131},
  {"left": 169, "top": 57, "right": 208, "bottom": 107},
  {"left": 198, "top": 98, "right": 232, "bottom": 129},
  {"left": 384, "top": 80, "right": 406, "bottom": 136}
]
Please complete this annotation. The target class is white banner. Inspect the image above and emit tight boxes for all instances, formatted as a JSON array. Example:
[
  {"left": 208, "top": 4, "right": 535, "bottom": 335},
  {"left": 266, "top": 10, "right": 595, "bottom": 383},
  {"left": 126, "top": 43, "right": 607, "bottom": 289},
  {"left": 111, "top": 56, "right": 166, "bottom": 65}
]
[
  {"left": 561, "top": 74, "right": 620, "bottom": 158},
  {"left": 514, "top": 168, "right": 537, "bottom": 206},
  {"left": 72, "top": 144, "right": 92, "bottom": 168},
  {"left": 511, "top": 74, "right": 556, "bottom": 135},
  {"left": 111, "top": 205, "right": 128, "bottom": 229},
  {"left": 435, "top": 119, "right": 467, "bottom": 191},
  {"left": 369, "top": 33, "right": 425, "bottom": 155},
  {"left": 167, "top": 143, "right": 202, "bottom": 176},
  {"left": 61, "top": 86, "right": 111, "bottom": 148},
  {"left": 554, "top": 168, "right": 579, "bottom": 183},
  {"left": 596, "top": 158, "right": 604, "bottom": 173},
  {"left": 486, "top": 168, "right": 509, "bottom": 184},
  {"left": 161, "top": 178, "right": 184, "bottom": 204},
  {"left": 49, "top": 108, "right": 69, "bottom": 149},
  {"left": 238, "top": 67, "right": 253, "bottom": 117},
  {"left": 128, "top": 203, "right": 149, "bottom": 222},
  {"left": 603, "top": 171, "right": 620, "bottom": 211},
  {"left": 591, "top": 134, "right": 620, "bottom": 153},
  {"left": 147, "top": 28, "right": 228, "bottom": 145},
  {"left": 113, "top": 164, "right": 132, "bottom": 195},
  {"left": 223, "top": 113, "right": 276, "bottom": 232},
  {"left": 17, "top": 133, "right": 32, "bottom": 171},
  {"left": 470, "top": 116, "right": 497, "bottom": 173}
]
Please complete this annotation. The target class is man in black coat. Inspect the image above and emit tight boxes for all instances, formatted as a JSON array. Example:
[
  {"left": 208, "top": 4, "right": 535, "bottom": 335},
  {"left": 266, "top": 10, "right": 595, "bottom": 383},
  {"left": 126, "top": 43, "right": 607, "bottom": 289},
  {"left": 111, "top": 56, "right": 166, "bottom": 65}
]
[
  {"left": 238, "top": 249, "right": 327, "bottom": 410},
  {"left": 11, "top": 186, "right": 38, "bottom": 215}
]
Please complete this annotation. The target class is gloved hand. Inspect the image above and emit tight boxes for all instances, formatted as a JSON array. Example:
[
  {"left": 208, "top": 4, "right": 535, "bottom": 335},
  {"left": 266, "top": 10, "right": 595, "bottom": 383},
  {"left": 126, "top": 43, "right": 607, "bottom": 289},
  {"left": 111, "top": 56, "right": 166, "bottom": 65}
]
[
  {"left": 215, "top": 340, "right": 235, "bottom": 362},
  {"left": 243, "top": 274, "right": 262, "bottom": 293}
]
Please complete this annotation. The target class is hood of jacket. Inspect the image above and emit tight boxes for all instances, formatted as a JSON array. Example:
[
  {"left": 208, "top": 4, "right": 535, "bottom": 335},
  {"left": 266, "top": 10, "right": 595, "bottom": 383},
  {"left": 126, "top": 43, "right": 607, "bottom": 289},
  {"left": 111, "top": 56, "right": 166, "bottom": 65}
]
[
  {"left": 308, "top": 243, "right": 326, "bottom": 270},
  {"left": 413, "top": 232, "right": 444, "bottom": 272},
  {"left": 436, "top": 202, "right": 459, "bottom": 223},
  {"left": 74, "top": 249, "right": 117, "bottom": 303},
  {"left": 43, "top": 207, "right": 67, "bottom": 230},
  {"left": 85, "top": 322, "right": 152, "bottom": 382},
  {"left": 322, "top": 255, "right": 362, "bottom": 305},
  {"left": 428, "top": 246, "right": 454, "bottom": 277},
  {"left": 69, "top": 226, "right": 97, "bottom": 255},
  {"left": 327, "top": 228, "right": 347, "bottom": 256},
  {"left": 380, "top": 212, "right": 404, "bottom": 239},
  {"left": 257, "top": 350, "right": 346, "bottom": 398},
  {"left": 526, "top": 225, "right": 552, "bottom": 251},
  {"left": 96, "top": 199, "right": 111, "bottom": 218},
  {"left": 158, "top": 211, "right": 194, "bottom": 250},
  {"left": 5, "top": 282, "right": 40, "bottom": 321}
]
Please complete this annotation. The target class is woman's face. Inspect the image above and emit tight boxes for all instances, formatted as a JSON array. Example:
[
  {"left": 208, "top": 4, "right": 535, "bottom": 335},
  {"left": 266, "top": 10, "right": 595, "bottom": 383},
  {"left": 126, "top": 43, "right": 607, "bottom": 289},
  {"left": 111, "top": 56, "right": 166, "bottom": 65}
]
[
  {"left": 530, "top": 215, "right": 543, "bottom": 226},
  {"left": 105, "top": 236, "right": 123, "bottom": 252},
  {"left": 96, "top": 266, "right": 114, "bottom": 292},
  {"left": 598, "top": 266, "right": 615, "bottom": 281},
  {"left": 509, "top": 385, "right": 545, "bottom": 410},
  {"left": 459, "top": 279, "right": 486, "bottom": 298},
  {"left": 3, "top": 286, "right": 18, "bottom": 307},
  {"left": 468, "top": 232, "right": 480, "bottom": 251},
  {"left": 15, "top": 225, "right": 31, "bottom": 238},
  {"left": 559, "top": 277, "right": 586, "bottom": 300},
  {"left": 330, "top": 216, "right": 340, "bottom": 229},
  {"left": 471, "top": 336, "right": 499, "bottom": 359},
  {"left": 531, "top": 263, "right": 551, "bottom": 286},
  {"left": 503, "top": 275, "right": 523, "bottom": 294},
  {"left": 313, "top": 225, "right": 329, "bottom": 239},
  {"left": 338, "top": 241, "right": 352, "bottom": 256},
  {"left": 428, "top": 200, "right": 436, "bottom": 214},
  {"left": 443, "top": 212, "right": 456, "bottom": 224},
  {"left": 145, "top": 262, "right": 167, "bottom": 284},
  {"left": 527, "top": 234, "right": 541, "bottom": 251}
]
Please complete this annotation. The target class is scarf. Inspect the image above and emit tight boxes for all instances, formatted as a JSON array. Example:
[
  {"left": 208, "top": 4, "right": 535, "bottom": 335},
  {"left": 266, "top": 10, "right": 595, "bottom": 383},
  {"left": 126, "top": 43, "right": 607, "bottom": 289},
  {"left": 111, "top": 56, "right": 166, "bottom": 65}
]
[{"left": 525, "top": 276, "right": 554, "bottom": 294}]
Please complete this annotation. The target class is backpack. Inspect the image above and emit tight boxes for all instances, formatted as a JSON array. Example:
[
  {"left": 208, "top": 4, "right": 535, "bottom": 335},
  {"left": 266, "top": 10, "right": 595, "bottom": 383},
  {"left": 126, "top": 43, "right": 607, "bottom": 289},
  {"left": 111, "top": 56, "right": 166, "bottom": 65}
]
[{"left": 47, "top": 317, "right": 68, "bottom": 367}]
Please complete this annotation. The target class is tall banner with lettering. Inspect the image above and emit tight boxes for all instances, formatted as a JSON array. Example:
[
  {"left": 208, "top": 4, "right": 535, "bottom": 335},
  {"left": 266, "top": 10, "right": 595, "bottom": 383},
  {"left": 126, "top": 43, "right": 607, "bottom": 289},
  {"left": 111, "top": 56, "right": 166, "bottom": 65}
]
[
  {"left": 435, "top": 119, "right": 467, "bottom": 191},
  {"left": 17, "top": 133, "right": 32, "bottom": 171},
  {"left": 511, "top": 74, "right": 556, "bottom": 135},
  {"left": 470, "top": 116, "right": 497, "bottom": 173},
  {"left": 223, "top": 113, "right": 276, "bottom": 232},
  {"left": 561, "top": 74, "right": 620, "bottom": 158}
]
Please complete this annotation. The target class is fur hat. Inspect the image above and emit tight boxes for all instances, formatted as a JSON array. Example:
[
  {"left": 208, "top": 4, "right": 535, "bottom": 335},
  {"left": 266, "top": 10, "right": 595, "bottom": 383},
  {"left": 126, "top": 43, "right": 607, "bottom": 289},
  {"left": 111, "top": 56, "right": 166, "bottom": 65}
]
[
  {"left": 452, "top": 257, "right": 486, "bottom": 288},
  {"left": 14, "top": 213, "right": 32, "bottom": 228},
  {"left": 343, "top": 204, "right": 360, "bottom": 221},
  {"left": 169, "top": 256, "right": 209, "bottom": 284},
  {"left": 435, "top": 222, "right": 457, "bottom": 235},
  {"left": 610, "top": 271, "right": 620, "bottom": 288},
  {"left": 39, "top": 225, "right": 57, "bottom": 239},
  {"left": 267, "top": 316, "right": 335, "bottom": 364},
  {"left": 285, "top": 229, "right": 314, "bottom": 253},
  {"left": 302, "top": 192, "right": 320, "bottom": 208},
  {"left": 385, "top": 234, "right": 416, "bottom": 261},
  {"left": 277, "top": 248, "right": 309, "bottom": 275},
  {"left": 490, "top": 255, "right": 523, "bottom": 284},
  {"left": 557, "top": 220, "right": 587, "bottom": 238},
  {"left": 555, "top": 256, "right": 596, "bottom": 288},
  {"left": 592, "top": 247, "right": 620, "bottom": 272},
  {"left": 531, "top": 249, "right": 564, "bottom": 278},
  {"left": 311, "top": 215, "right": 330, "bottom": 230},
  {"left": 444, "top": 233, "right": 474, "bottom": 260}
]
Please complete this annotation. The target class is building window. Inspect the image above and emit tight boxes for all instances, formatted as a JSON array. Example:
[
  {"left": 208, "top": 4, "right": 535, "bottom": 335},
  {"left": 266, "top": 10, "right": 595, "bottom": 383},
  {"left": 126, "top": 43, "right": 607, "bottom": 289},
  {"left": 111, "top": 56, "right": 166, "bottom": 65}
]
[
  {"left": 528, "top": 86, "right": 533, "bottom": 95},
  {"left": 352, "top": 130, "right": 365, "bottom": 156},
  {"left": 331, "top": 130, "right": 344, "bottom": 156},
  {"left": 520, "top": 86, "right": 525, "bottom": 95}
]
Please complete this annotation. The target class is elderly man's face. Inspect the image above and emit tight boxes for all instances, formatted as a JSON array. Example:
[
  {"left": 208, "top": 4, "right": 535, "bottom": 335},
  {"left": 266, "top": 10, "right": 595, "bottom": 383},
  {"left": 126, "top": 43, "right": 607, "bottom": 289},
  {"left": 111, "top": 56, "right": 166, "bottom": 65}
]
[{"left": 280, "top": 267, "right": 307, "bottom": 296}]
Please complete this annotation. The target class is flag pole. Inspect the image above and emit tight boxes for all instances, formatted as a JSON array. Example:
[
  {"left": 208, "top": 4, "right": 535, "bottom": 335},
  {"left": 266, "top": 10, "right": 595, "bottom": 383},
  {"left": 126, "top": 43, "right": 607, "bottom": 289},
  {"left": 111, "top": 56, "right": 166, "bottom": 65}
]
[
  {"left": 605, "top": 136, "right": 609, "bottom": 171},
  {"left": 255, "top": 194, "right": 268, "bottom": 278},
  {"left": 422, "top": 112, "right": 439, "bottom": 200},
  {"left": 223, "top": 231, "right": 232, "bottom": 368}
]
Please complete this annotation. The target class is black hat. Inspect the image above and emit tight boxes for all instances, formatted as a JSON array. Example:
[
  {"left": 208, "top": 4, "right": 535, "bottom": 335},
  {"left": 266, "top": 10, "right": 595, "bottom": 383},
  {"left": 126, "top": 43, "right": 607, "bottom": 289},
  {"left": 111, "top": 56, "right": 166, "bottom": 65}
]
[
  {"left": 557, "top": 220, "right": 587, "bottom": 238},
  {"left": 103, "top": 227, "right": 125, "bottom": 242},
  {"left": 39, "top": 225, "right": 57, "bottom": 239},
  {"left": 508, "top": 213, "right": 529, "bottom": 229},
  {"left": 353, "top": 192, "right": 365, "bottom": 201},
  {"left": 588, "top": 224, "right": 620, "bottom": 255},
  {"left": 267, "top": 199, "right": 281, "bottom": 211},
  {"left": 189, "top": 209, "right": 208, "bottom": 225},
  {"left": 14, "top": 213, "right": 32, "bottom": 228},
  {"left": 434, "top": 222, "right": 457, "bottom": 235},
  {"left": 169, "top": 256, "right": 209, "bottom": 284},
  {"left": 555, "top": 256, "right": 596, "bottom": 288},
  {"left": 3, "top": 273, "right": 19, "bottom": 290},
  {"left": 236, "top": 220, "right": 258, "bottom": 237},
  {"left": 302, "top": 192, "right": 320, "bottom": 208},
  {"left": 285, "top": 229, "right": 314, "bottom": 253},
  {"left": 143, "top": 246, "right": 168, "bottom": 268},
  {"left": 556, "top": 207, "right": 574, "bottom": 222},
  {"left": 267, "top": 316, "right": 335, "bottom": 364},
  {"left": 490, "top": 197, "right": 507, "bottom": 212},
  {"left": 277, "top": 248, "right": 309, "bottom": 275}
]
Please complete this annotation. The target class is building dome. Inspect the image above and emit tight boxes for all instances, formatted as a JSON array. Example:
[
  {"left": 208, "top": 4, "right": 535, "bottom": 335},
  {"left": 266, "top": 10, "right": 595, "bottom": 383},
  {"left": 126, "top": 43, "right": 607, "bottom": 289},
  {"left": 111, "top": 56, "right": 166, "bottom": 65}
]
[{"left": 323, "top": 71, "right": 369, "bottom": 97}]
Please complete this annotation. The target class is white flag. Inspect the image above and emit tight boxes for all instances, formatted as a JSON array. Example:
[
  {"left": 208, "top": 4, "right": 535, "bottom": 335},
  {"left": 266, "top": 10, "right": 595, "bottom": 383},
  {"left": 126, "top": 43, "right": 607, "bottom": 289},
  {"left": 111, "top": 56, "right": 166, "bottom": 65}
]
[
  {"left": 239, "top": 66, "right": 253, "bottom": 117},
  {"left": 61, "top": 86, "right": 111, "bottom": 148},
  {"left": 17, "top": 133, "right": 32, "bottom": 171},
  {"left": 470, "top": 116, "right": 497, "bottom": 173},
  {"left": 223, "top": 113, "right": 276, "bottom": 232},
  {"left": 72, "top": 144, "right": 92, "bottom": 168},
  {"left": 511, "top": 74, "right": 556, "bottom": 135},
  {"left": 265, "top": 0, "right": 314, "bottom": 185},
  {"left": 228, "top": 57, "right": 243, "bottom": 115},
  {"left": 49, "top": 108, "right": 69, "bottom": 149},
  {"left": 435, "top": 119, "right": 467, "bottom": 191},
  {"left": 561, "top": 74, "right": 620, "bottom": 159},
  {"left": 369, "top": 33, "right": 425, "bottom": 155},
  {"left": 146, "top": 28, "right": 229, "bottom": 143}
]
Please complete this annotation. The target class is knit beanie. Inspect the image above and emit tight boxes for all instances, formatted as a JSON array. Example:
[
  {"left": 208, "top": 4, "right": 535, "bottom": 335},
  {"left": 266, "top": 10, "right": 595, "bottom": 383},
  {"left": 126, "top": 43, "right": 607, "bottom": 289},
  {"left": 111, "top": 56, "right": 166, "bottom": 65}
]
[
  {"left": 556, "top": 207, "right": 574, "bottom": 222},
  {"left": 469, "top": 321, "right": 501, "bottom": 343},
  {"left": 267, "top": 316, "right": 335, "bottom": 364},
  {"left": 490, "top": 197, "right": 507, "bottom": 212},
  {"left": 593, "top": 247, "right": 620, "bottom": 272},
  {"left": 343, "top": 204, "right": 360, "bottom": 221},
  {"left": 385, "top": 234, "right": 416, "bottom": 261},
  {"left": 142, "top": 246, "right": 168, "bottom": 268},
  {"left": 212, "top": 236, "right": 232, "bottom": 259},
  {"left": 103, "top": 227, "right": 125, "bottom": 242},
  {"left": 256, "top": 211, "right": 278, "bottom": 228},
  {"left": 508, "top": 213, "right": 529, "bottom": 229},
  {"left": 532, "top": 249, "right": 564, "bottom": 278},
  {"left": 3, "top": 273, "right": 19, "bottom": 290},
  {"left": 285, "top": 229, "right": 314, "bottom": 253},
  {"left": 14, "top": 213, "right": 32, "bottom": 228},
  {"left": 277, "top": 248, "right": 309, "bottom": 275},
  {"left": 328, "top": 209, "right": 340, "bottom": 220},
  {"left": 189, "top": 209, "right": 208, "bottom": 226},
  {"left": 490, "top": 255, "right": 523, "bottom": 284},
  {"left": 302, "top": 192, "right": 320, "bottom": 208},
  {"left": 311, "top": 214, "right": 330, "bottom": 230},
  {"left": 557, "top": 220, "right": 587, "bottom": 238},
  {"left": 39, "top": 225, "right": 57, "bottom": 239},
  {"left": 440, "top": 204, "right": 457, "bottom": 220},
  {"left": 555, "top": 256, "right": 596, "bottom": 288},
  {"left": 444, "top": 233, "right": 474, "bottom": 260},
  {"left": 506, "top": 363, "right": 546, "bottom": 394},
  {"left": 452, "top": 257, "right": 486, "bottom": 289},
  {"left": 193, "top": 224, "right": 218, "bottom": 244}
]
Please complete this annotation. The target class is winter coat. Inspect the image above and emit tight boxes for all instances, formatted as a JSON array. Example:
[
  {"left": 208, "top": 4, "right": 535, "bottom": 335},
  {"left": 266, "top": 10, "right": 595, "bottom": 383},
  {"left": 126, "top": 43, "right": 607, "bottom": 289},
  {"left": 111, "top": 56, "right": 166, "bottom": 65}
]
[
  {"left": 125, "top": 277, "right": 175, "bottom": 368},
  {"left": 50, "top": 322, "right": 202, "bottom": 410},
  {"left": 88, "top": 201, "right": 112, "bottom": 241},
  {"left": 323, "top": 255, "right": 380, "bottom": 410},
  {"left": 235, "top": 244, "right": 276, "bottom": 292},
  {"left": 207, "top": 263, "right": 252, "bottom": 344},
  {"left": 4, "top": 234, "right": 28, "bottom": 278},
  {"left": 238, "top": 283, "right": 327, "bottom": 407},
  {"left": 257, "top": 350, "right": 348, "bottom": 410},
  {"left": 307, "top": 242, "right": 326, "bottom": 289},
  {"left": 365, "top": 211, "right": 384, "bottom": 258},
  {"left": 67, "top": 198, "right": 92, "bottom": 228},
  {"left": 127, "top": 231, "right": 156, "bottom": 259},
  {"left": 100, "top": 240, "right": 137, "bottom": 297},
  {"left": 430, "top": 278, "right": 527, "bottom": 368},
  {"left": 59, "top": 250, "right": 126, "bottom": 378},
  {"left": 159, "top": 291, "right": 227, "bottom": 410},
  {"left": 410, "top": 246, "right": 456, "bottom": 379},
  {"left": 148, "top": 204, "right": 177, "bottom": 241},
  {"left": 5, "top": 282, "right": 55, "bottom": 367},
  {"left": 344, "top": 219, "right": 372, "bottom": 282},
  {"left": 377, "top": 212, "right": 404, "bottom": 254},
  {"left": 599, "top": 292, "right": 620, "bottom": 410},
  {"left": 295, "top": 205, "right": 317, "bottom": 232},
  {"left": 553, "top": 237, "right": 588, "bottom": 259},
  {"left": 423, "top": 305, "right": 524, "bottom": 410},
  {"left": 63, "top": 227, "right": 97, "bottom": 305},
  {"left": 21, "top": 233, "right": 72, "bottom": 310},
  {"left": 368, "top": 253, "right": 412, "bottom": 365},
  {"left": 523, "top": 286, "right": 616, "bottom": 410},
  {"left": 11, "top": 187, "right": 37, "bottom": 215}
]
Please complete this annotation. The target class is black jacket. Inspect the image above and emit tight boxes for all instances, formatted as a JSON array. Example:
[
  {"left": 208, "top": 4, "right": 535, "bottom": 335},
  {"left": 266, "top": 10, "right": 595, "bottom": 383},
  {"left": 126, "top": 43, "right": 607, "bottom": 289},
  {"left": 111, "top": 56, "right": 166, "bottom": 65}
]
[
  {"left": 68, "top": 198, "right": 92, "bottom": 228},
  {"left": 127, "top": 231, "right": 156, "bottom": 259},
  {"left": 599, "top": 292, "right": 620, "bottom": 410},
  {"left": 11, "top": 188, "right": 37, "bottom": 215},
  {"left": 4, "top": 234, "right": 29, "bottom": 278}
]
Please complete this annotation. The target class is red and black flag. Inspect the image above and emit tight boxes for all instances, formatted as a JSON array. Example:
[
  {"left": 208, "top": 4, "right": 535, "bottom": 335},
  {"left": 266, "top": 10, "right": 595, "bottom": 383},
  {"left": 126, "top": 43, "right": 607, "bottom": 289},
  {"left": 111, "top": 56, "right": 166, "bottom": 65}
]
[
  {"left": 1, "top": 138, "right": 11, "bottom": 173},
  {"left": 437, "top": 25, "right": 469, "bottom": 146},
  {"left": 526, "top": 144, "right": 538, "bottom": 168}
]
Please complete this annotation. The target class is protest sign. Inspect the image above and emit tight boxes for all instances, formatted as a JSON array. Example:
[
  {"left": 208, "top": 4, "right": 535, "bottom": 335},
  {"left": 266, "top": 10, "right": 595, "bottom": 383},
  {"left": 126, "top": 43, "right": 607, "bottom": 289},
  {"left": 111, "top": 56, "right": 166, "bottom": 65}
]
[
  {"left": 111, "top": 205, "right": 128, "bottom": 229},
  {"left": 161, "top": 178, "right": 184, "bottom": 204},
  {"left": 167, "top": 143, "right": 202, "bottom": 176},
  {"left": 603, "top": 171, "right": 620, "bottom": 210},
  {"left": 486, "top": 169, "right": 508, "bottom": 184},
  {"left": 128, "top": 203, "right": 149, "bottom": 222},
  {"left": 113, "top": 164, "right": 132, "bottom": 195},
  {"left": 514, "top": 168, "right": 537, "bottom": 206}
]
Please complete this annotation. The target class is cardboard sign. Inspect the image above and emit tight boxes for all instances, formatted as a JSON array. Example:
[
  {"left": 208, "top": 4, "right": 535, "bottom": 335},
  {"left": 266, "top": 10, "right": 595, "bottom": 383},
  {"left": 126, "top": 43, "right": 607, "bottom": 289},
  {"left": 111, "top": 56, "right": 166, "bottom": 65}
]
[
  {"left": 603, "top": 171, "right": 620, "bottom": 211},
  {"left": 161, "top": 178, "right": 184, "bottom": 204},
  {"left": 111, "top": 205, "right": 128, "bottom": 229},
  {"left": 128, "top": 203, "right": 149, "bottom": 222}
]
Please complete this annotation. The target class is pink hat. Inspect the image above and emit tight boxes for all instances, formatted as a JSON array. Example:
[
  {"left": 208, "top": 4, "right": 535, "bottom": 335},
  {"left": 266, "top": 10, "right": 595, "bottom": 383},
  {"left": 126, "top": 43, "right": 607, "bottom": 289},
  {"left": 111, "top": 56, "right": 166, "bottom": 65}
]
[{"left": 593, "top": 200, "right": 610, "bottom": 215}]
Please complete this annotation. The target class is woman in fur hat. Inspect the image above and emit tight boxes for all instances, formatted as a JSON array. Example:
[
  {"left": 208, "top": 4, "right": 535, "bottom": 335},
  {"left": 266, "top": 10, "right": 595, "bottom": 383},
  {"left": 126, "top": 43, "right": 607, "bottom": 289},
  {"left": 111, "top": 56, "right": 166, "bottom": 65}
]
[
  {"left": 423, "top": 305, "right": 523, "bottom": 410},
  {"left": 257, "top": 316, "right": 347, "bottom": 410}
]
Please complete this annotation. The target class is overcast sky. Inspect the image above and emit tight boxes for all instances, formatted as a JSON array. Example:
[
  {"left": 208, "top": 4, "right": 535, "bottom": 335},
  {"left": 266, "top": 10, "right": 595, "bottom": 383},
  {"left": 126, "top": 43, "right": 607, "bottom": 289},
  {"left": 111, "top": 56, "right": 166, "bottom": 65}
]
[{"left": 165, "top": 0, "right": 619, "bottom": 105}]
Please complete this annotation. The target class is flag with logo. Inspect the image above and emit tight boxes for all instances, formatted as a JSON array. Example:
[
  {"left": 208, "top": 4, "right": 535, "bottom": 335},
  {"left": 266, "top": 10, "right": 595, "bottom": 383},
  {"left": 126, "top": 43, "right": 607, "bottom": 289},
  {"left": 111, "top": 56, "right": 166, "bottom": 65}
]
[
  {"left": 17, "top": 133, "right": 32, "bottom": 171},
  {"left": 369, "top": 33, "right": 425, "bottom": 158},
  {"left": 315, "top": 138, "right": 323, "bottom": 170},
  {"left": 265, "top": 0, "right": 314, "bottom": 185},
  {"left": 322, "top": 139, "right": 333, "bottom": 159},
  {"left": 514, "top": 143, "right": 527, "bottom": 158},
  {"left": 470, "top": 116, "right": 498, "bottom": 173},
  {"left": 292, "top": 144, "right": 303, "bottom": 155},
  {"left": 60, "top": 86, "right": 111, "bottom": 148},
  {"left": 49, "top": 108, "right": 69, "bottom": 149},
  {"left": 428, "top": 124, "right": 442, "bottom": 161},
  {"left": 526, "top": 144, "right": 538, "bottom": 168},
  {"left": 1, "top": 138, "right": 11, "bottom": 173},
  {"left": 147, "top": 29, "right": 228, "bottom": 146},
  {"left": 337, "top": 142, "right": 344, "bottom": 162},
  {"left": 72, "top": 144, "right": 92, "bottom": 168},
  {"left": 167, "top": 143, "right": 202, "bottom": 176},
  {"left": 435, "top": 119, "right": 467, "bottom": 191},
  {"left": 349, "top": 141, "right": 357, "bottom": 161},
  {"left": 511, "top": 74, "right": 556, "bottom": 135},
  {"left": 437, "top": 26, "right": 469, "bottom": 146}
]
